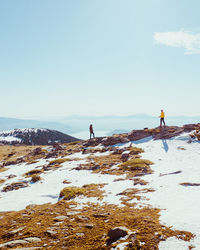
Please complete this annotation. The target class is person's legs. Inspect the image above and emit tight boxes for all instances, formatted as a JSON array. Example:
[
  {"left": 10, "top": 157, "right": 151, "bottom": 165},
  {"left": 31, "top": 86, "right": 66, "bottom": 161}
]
[
  {"left": 160, "top": 118, "right": 165, "bottom": 126},
  {"left": 92, "top": 132, "right": 95, "bottom": 138},
  {"left": 163, "top": 118, "right": 166, "bottom": 126}
]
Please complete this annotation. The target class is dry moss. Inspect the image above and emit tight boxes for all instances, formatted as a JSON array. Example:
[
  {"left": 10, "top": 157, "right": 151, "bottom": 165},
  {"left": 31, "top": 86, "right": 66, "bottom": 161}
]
[
  {"left": 59, "top": 187, "right": 86, "bottom": 200},
  {"left": 65, "top": 141, "right": 82, "bottom": 146},
  {"left": 117, "top": 187, "right": 155, "bottom": 206},
  {"left": 0, "top": 202, "right": 194, "bottom": 249},
  {"left": 134, "top": 178, "right": 148, "bottom": 186},
  {"left": 82, "top": 183, "right": 106, "bottom": 200},
  {"left": 0, "top": 167, "right": 8, "bottom": 173},
  {"left": 0, "top": 145, "right": 37, "bottom": 162},
  {"left": 0, "top": 179, "right": 5, "bottom": 184},
  {"left": 48, "top": 158, "right": 69, "bottom": 166},
  {"left": 24, "top": 169, "right": 43, "bottom": 177},
  {"left": 31, "top": 174, "right": 41, "bottom": 183},
  {"left": 119, "top": 158, "right": 153, "bottom": 176},
  {"left": 59, "top": 184, "right": 105, "bottom": 201},
  {"left": 129, "top": 146, "right": 144, "bottom": 155}
]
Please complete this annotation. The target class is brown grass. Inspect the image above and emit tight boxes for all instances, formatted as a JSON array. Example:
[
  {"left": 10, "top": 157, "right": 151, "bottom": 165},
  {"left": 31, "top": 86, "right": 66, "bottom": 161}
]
[
  {"left": 59, "top": 184, "right": 106, "bottom": 201},
  {"left": 0, "top": 145, "right": 38, "bottom": 162},
  {"left": 31, "top": 174, "right": 41, "bottom": 183},
  {"left": 0, "top": 202, "right": 194, "bottom": 249},
  {"left": 0, "top": 179, "right": 5, "bottom": 184}
]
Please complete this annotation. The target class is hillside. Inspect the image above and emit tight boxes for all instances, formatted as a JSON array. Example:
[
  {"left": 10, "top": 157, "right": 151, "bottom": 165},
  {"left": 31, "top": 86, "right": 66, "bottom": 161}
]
[
  {"left": 0, "top": 124, "right": 200, "bottom": 249},
  {"left": 0, "top": 128, "right": 79, "bottom": 145}
]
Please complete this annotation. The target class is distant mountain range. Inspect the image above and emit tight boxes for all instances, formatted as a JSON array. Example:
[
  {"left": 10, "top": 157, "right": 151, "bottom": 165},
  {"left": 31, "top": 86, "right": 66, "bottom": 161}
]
[
  {"left": 0, "top": 115, "right": 200, "bottom": 137},
  {"left": 0, "top": 117, "right": 74, "bottom": 134}
]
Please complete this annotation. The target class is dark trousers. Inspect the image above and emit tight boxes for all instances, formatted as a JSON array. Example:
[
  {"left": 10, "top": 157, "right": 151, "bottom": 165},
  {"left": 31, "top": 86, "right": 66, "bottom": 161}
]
[
  {"left": 90, "top": 132, "right": 95, "bottom": 139},
  {"left": 160, "top": 118, "right": 165, "bottom": 126}
]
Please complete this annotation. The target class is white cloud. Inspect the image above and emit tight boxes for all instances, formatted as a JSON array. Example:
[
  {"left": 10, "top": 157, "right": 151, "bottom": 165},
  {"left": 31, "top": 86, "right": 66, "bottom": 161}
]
[{"left": 154, "top": 30, "right": 200, "bottom": 54}]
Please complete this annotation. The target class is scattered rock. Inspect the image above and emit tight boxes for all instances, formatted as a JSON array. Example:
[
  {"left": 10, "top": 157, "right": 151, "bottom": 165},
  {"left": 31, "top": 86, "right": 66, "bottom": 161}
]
[
  {"left": 128, "top": 130, "right": 152, "bottom": 141},
  {"left": 93, "top": 213, "right": 110, "bottom": 218},
  {"left": 3, "top": 160, "right": 18, "bottom": 167},
  {"left": 101, "top": 136, "right": 129, "bottom": 147},
  {"left": 63, "top": 180, "right": 72, "bottom": 184},
  {"left": 90, "top": 165, "right": 100, "bottom": 170},
  {"left": 2, "top": 182, "right": 29, "bottom": 192},
  {"left": 180, "top": 182, "right": 200, "bottom": 187},
  {"left": 113, "top": 178, "right": 126, "bottom": 182},
  {"left": 67, "top": 211, "right": 80, "bottom": 216},
  {"left": 77, "top": 215, "right": 89, "bottom": 222},
  {"left": 23, "top": 237, "right": 41, "bottom": 243},
  {"left": 31, "top": 147, "right": 43, "bottom": 156},
  {"left": 7, "top": 174, "right": 17, "bottom": 179},
  {"left": 107, "top": 227, "right": 128, "bottom": 245},
  {"left": 84, "top": 224, "right": 94, "bottom": 229},
  {"left": 54, "top": 215, "right": 68, "bottom": 222},
  {"left": 183, "top": 124, "right": 197, "bottom": 132},
  {"left": 45, "top": 151, "right": 58, "bottom": 159},
  {"left": 45, "top": 229, "right": 57, "bottom": 237},
  {"left": 9, "top": 226, "right": 25, "bottom": 234},
  {"left": 53, "top": 143, "right": 64, "bottom": 151},
  {"left": 159, "top": 171, "right": 182, "bottom": 177},
  {"left": 0, "top": 239, "right": 28, "bottom": 248},
  {"left": 121, "top": 153, "right": 129, "bottom": 162},
  {"left": 76, "top": 233, "right": 84, "bottom": 237}
]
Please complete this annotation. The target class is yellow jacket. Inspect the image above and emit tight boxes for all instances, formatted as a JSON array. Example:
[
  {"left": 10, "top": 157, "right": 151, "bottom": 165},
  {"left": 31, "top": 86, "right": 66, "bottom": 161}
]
[{"left": 160, "top": 111, "right": 165, "bottom": 118}]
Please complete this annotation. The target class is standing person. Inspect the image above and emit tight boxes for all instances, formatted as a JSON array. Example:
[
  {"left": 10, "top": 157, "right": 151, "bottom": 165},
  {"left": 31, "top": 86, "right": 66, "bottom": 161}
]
[
  {"left": 160, "top": 109, "right": 166, "bottom": 127},
  {"left": 89, "top": 124, "right": 95, "bottom": 139}
]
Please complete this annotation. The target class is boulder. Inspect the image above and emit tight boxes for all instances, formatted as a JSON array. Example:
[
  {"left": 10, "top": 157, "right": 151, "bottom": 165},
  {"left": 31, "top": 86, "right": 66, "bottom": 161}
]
[
  {"left": 128, "top": 130, "right": 151, "bottom": 141},
  {"left": 121, "top": 153, "right": 129, "bottom": 162},
  {"left": 101, "top": 136, "right": 129, "bottom": 146},
  {"left": 107, "top": 227, "right": 128, "bottom": 245}
]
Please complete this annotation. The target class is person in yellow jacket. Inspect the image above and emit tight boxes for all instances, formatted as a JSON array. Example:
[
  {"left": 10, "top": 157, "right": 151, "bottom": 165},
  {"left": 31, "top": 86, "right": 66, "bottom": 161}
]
[{"left": 160, "top": 109, "right": 166, "bottom": 127}]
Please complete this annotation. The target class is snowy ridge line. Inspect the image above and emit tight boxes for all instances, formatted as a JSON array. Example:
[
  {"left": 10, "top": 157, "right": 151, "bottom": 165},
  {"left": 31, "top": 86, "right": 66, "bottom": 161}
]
[{"left": 0, "top": 128, "right": 48, "bottom": 135}]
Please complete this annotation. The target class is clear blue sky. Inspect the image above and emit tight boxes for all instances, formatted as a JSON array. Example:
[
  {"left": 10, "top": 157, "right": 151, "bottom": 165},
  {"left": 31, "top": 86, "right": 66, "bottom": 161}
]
[{"left": 1, "top": 0, "right": 200, "bottom": 118}]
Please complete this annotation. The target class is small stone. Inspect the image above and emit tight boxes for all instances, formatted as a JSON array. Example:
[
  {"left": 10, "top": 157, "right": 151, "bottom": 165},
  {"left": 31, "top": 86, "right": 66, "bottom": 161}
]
[
  {"left": 0, "top": 239, "right": 27, "bottom": 248},
  {"left": 23, "top": 237, "right": 41, "bottom": 243},
  {"left": 67, "top": 211, "right": 80, "bottom": 216},
  {"left": 85, "top": 224, "right": 94, "bottom": 229},
  {"left": 9, "top": 226, "right": 25, "bottom": 234},
  {"left": 93, "top": 213, "right": 110, "bottom": 218},
  {"left": 121, "top": 153, "right": 129, "bottom": 162},
  {"left": 76, "top": 233, "right": 84, "bottom": 237},
  {"left": 53, "top": 222, "right": 63, "bottom": 226},
  {"left": 63, "top": 180, "right": 72, "bottom": 184},
  {"left": 77, "top": 215, "right": 89, "bottom": 222},
  {"left": 45, "top": 229, "right": 57, "bottom": 237},
  {"left": 54, "top": 215, "right": 68, "bottom": 221}
]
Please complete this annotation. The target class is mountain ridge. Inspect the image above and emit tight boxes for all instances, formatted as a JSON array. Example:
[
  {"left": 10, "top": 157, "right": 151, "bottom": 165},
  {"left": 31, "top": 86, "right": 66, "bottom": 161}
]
[{"left": 0, "top": 128, "right": 79, "bottom": 145}]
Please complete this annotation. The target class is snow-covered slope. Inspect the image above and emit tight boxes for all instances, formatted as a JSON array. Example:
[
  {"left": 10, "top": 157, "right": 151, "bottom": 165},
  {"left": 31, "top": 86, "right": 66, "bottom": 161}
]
[
  {"left": 134, "top": 133, "right": 200, "bottom": 249},
  {"left": 0, "top": 127, "right": 200, "bottom": 249}
]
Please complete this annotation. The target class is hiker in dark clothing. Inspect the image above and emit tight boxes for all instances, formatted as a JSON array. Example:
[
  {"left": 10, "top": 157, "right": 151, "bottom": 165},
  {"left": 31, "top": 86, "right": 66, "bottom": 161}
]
[
  {"left": 160, "top": 109, "right": 166, "bottom": 127},
  {"left": 89, "top": 124, "right": 95, "bottom": 139}
]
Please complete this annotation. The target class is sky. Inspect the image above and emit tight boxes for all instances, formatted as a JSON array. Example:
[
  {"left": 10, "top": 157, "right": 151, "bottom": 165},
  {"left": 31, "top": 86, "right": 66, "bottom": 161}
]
[{"left": 1, "top": 0, "right": 200, "bottom": 119}]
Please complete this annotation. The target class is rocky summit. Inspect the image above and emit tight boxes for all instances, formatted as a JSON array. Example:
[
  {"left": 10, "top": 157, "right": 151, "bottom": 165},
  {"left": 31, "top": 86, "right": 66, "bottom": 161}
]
[
  {"left": 0, "top": 128, "right": 79, "bottom": 145},
  {"left": 0, "top": 124, "right": 200, "bottom": 249}
]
